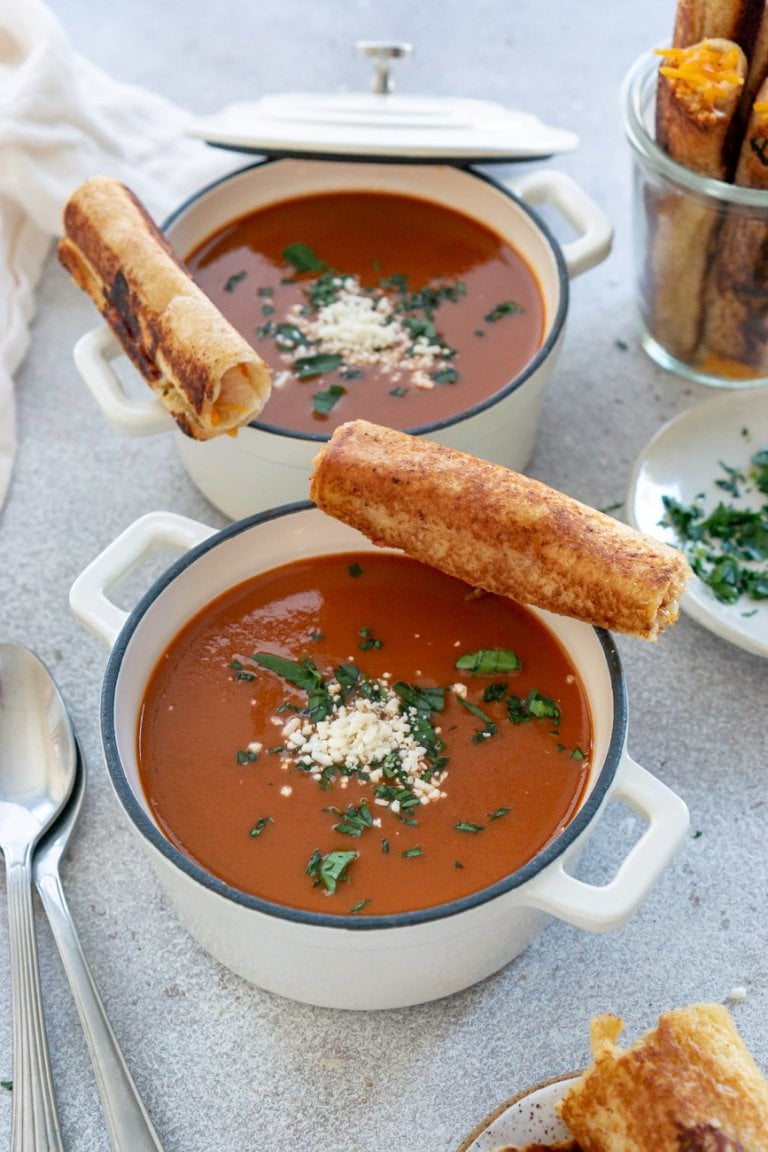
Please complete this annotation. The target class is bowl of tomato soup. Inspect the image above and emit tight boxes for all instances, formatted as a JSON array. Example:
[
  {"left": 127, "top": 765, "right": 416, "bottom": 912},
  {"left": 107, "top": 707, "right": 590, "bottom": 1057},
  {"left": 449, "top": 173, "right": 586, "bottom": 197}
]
[
  {"left": 70, "top": 504, "right": 688, "bottom": 1010},
  {"left": 72, "top": 159, "right": 612, "bottom": 519}
]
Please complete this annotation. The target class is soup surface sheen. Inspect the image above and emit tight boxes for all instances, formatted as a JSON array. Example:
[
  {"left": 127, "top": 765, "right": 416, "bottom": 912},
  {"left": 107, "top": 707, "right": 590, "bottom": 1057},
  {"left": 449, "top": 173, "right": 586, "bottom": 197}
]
[
  {"left": 138, "top": 552, "right": 591, "bottom": 917},
  {"left": 185, "top": 190, "right": 545, "bottom": 435}
]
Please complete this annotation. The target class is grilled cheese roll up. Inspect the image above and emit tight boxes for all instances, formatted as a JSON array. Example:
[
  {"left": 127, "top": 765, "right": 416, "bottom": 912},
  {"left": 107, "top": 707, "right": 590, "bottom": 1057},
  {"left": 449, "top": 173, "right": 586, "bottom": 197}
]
[
  {"left": 58, "top": 176, "right": 271, "bottom": 440},
  {"left": 672, "top": 0, "right": 763, "bottom": 48},
  {"left": 649, "top": 40, "right": 747, "bottom": 359},
  {"left": 656, "top": 39, "right": 747, "bottom": 177},
  {"left": 700, "top": 84, "right": 768, "bottom": 370},
  {"left": 309, "top": 421, "right": 690, "bottom": 641},
  {"left": 556, "top": 1005, "right": 768, "bottom": 1152}
]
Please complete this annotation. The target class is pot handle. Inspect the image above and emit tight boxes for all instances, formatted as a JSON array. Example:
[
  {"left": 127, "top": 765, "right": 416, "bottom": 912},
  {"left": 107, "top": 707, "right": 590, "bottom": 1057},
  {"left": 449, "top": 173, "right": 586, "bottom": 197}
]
[
  {"left": 524, "top": 755, "right": 689, "bottom": 932},
  {"left": 505, "top": 169, "right": 613, "bottom": 278},
  {"left": 69, "top": 511, "right": 215, "bottom": 648},
  {"left": 73, "top": 326, "right": 173, "bottom": 438}
]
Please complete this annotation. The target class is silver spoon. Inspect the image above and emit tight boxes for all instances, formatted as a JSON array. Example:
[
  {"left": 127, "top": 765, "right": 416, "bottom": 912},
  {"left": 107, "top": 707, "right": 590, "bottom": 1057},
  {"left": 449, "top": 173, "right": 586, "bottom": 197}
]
[
  {"left": 0, "top": 643, "right": 76, "bottom": 1152},
  {"left": 33, "top": 741, "right": 166, "bottom": 1151}
]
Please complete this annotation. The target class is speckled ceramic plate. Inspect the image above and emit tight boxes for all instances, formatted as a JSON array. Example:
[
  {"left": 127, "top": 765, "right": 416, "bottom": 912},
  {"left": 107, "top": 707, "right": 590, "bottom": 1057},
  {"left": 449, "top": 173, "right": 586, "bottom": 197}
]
[
  {"left": 626, "top": 388, "right": 768, "bottom": 659},
  {"left": 455, "top": 1072, "right": 579, "bottom": 1151}
]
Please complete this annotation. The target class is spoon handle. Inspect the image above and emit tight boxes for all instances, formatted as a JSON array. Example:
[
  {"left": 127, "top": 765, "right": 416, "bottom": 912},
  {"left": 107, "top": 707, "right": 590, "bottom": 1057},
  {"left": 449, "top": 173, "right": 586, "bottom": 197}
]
[
  {"left": 5, "top": 849, "right": 64, "bottom": 1152},
  {"left": 35, "top": 868, "right": 166, "bottom": 1152}
]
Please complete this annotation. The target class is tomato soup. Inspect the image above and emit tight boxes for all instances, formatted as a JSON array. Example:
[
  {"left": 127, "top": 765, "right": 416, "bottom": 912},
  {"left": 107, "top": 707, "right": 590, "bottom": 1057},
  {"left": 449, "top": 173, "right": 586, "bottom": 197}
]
[
  {"left": 185, "top": 190, "right": 545, "bottom": 435},
  {"left": 137, "top": 552, "right": 591, "bottom": 917}
]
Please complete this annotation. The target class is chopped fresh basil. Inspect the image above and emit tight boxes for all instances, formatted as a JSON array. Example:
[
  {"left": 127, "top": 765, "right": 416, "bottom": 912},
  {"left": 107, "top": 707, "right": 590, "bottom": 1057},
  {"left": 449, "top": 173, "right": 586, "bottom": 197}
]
[
  {"left": 229, "top": 658, "right": 255, "bottom": 682},
  {"left": 236, "top": 749, "right": 260, "bottom": 764},
  {"left": 349, "top": 899, "right": 372, "bottom": 914},
  {"left": 455, "top": 821, "right": 484, "bottom": 833},
  {"left": 393, "top": 682, "right": 445, "bottom": 714},
  {"left": 483, "top": 682, "right": 508, "bottom": 702},
  {"left": 358, "top": 626, "right": 383, "bottom": 651},
  {"left": 390, "top": 385, "right": 408, "bottom": 397},
  {"left": 571, "top": 748, "right": 586, "bottom": 761},
  {"left": 306, "top": 849, "right": 357, "bottom": 893},
  {"left": 455, "top": 649, "right": 521, "bottom": 675},
  {"left": 660, "top": 447, "right": 768, "bottom": 604},
  {"left": 488, "top": 807, "right": 512, "bottom": 820},
  {"left": 282, "top": 242, "right": 327, "bottom": 273},
  {"left": 507, "top": 689, "right": 561, "bottom": 725},
  {"left": 294, "top": 353, "right": 344, "bottom": 380},
  {"left": 484, "top": 300, "right": 523, "bottom": 322},
  {"left": 273, "top": 322, "right": 308, "bottom": 349},
  {"left": 431, "top": 367, "right": 459, "bottom": 385},
  {"left": 249, "top": 816, "right": 273, "bottom": 838},
  {"left": 455, "top": 695, "right": 497, "bottom": 742},
  {"left": 328, "top": 800, "right": 374, "bottom": 837},
  {"left": 402, "top": 846, "right": 423, "bottom": 858},
  {"left": 224, "top": 270, "right": 247, "bottom": 292},
  {"left": 348, "top": 563, "right": 364, "bottom": 578},
  {"left": 250, "top": 653, "right": 324, "bottom": 692},
  {"left": 312, "top": 383, "right": 346, "bottom": 415}
]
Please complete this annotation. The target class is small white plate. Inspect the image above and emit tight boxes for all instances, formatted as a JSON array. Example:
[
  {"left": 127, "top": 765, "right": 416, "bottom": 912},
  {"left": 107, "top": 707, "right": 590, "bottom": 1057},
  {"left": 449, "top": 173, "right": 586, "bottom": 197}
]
[
  {"left": 626, "top": 388, "right": 768, "bottom": 659},
  {"left": 456, "top": 1073, "right": 578, "bottom": 1151}
]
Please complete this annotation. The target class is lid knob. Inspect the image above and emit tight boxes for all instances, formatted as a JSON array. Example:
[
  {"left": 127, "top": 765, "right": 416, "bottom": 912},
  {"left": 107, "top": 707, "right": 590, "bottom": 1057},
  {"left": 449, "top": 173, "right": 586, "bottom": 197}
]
[{"left": 356, "top": 41, "right": 413, "bottom": 94}]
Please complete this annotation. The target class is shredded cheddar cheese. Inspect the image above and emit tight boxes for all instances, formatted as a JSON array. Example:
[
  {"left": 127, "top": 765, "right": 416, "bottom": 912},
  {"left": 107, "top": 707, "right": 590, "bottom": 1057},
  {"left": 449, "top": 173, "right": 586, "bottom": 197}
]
[{"left": 656, "top": 42, "right": 745, "bottom": 108}]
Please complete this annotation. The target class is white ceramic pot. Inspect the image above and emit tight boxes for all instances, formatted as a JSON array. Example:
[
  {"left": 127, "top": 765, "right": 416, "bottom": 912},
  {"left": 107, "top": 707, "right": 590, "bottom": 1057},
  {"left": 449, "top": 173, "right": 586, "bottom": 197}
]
[
  {"left": 72, "top": 159, "right": 612, "bottom": 519},
  {"left": 70, "top": 504, "right": 688, "bottom": 1011}
]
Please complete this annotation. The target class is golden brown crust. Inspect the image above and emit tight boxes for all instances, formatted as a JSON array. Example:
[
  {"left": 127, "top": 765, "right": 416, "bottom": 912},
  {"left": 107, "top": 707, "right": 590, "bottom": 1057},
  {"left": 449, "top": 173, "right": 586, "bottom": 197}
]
[
  {"left": 672, "top": 0, "right": 762, "bottom": 47},
  {"left": 490, "top": 1144, "right": 581, "bottom": 1151},
  {"left": 649, "top": 40, "right": 748, "bottom": 360},
  {"left": 57, "top": 176, "right": 271, "bottom": 440},
  {"left": 642, "top": 190, "right": 720, "bottom": 360},
  {"left": 655, "top": 39, "right": 748, "bottom": 178},
  {"left": 699, "top": 78, "right": 768, "bottom": 369},
  {"left": 309, "top": 421, "right": 690, "bottom": 641},
  {"left": 734, "top": 76, "right": 768, "bottom": 185},
  {"left": 556, "top": 1006, "right": 768, "bottom": 1152}
]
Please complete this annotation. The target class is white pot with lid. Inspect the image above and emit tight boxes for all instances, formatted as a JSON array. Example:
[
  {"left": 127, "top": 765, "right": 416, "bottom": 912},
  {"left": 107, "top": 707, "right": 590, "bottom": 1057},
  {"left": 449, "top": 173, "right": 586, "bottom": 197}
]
[{"left": 72, "top": 44, "right": 612, "bottom": 520}]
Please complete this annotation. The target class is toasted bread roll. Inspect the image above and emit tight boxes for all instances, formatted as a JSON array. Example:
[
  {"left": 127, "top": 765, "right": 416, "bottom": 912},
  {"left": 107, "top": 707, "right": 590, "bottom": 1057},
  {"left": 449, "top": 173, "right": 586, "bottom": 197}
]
[
  {"left": 58, "top": 176, "right": 271, "bottom": 440},
  {"left": 649, "top": 40, "right": 747, "bottom": 359},
  {"left": 734, "top": 82, "right": 768, "bottom": 185},
  {"left": 309, "top": 421, "right": 690, "bottom": 641},
  {"left": 700, "top": 82, "right": 768, "bottom": 370},
  {"left": 738, "top": 1, "right": 768, "bottom": 120},
  {"left": 656, "top": 39, "right": 747, "bottom": 177},
  {"left": 556, "top": 1005, "right": 768, "bottom": 1152},
  {"left": 672, "top": 0, "right": 763, "bottom": 48}
]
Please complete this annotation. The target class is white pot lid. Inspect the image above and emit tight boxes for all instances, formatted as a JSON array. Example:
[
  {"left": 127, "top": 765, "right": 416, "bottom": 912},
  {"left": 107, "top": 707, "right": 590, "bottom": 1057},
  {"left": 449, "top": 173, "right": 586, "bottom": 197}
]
[{"left": 187, "top": 42, "right": 578, "bottom": 163}]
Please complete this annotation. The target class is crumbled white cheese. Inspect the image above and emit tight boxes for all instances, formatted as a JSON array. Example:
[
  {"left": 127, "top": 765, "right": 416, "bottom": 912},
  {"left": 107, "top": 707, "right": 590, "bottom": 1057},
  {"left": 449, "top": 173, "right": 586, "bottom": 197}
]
[
  {"left": 283, "top": 275, "right": 453, "bottom": 383},
  {"left": 278, "top": 673, "right": 447, "bottom": 811}
]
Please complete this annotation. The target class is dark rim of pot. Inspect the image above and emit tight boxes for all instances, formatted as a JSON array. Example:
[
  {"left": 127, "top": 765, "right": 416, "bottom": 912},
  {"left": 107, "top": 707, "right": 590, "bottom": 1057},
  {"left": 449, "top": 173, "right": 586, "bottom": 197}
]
[
  {"left": 101, "top": 502, "right": 627, "bottom": 933},
  {"left": 163, "top": 159, "right": 570, "bottom": 443}
]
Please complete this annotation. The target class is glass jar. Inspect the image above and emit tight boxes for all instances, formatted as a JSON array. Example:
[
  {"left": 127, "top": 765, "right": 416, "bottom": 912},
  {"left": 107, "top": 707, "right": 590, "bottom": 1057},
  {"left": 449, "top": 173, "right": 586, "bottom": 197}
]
[{"left": 622, "top": 49, "right": 768, "bottom": 389}]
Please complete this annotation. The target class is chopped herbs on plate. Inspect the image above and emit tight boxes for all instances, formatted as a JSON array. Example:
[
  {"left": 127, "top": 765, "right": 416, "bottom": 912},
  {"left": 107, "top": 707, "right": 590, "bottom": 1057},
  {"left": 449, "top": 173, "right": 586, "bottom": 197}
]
[{"left": 660, "top": 445, "right": 768, "bottom": 605}]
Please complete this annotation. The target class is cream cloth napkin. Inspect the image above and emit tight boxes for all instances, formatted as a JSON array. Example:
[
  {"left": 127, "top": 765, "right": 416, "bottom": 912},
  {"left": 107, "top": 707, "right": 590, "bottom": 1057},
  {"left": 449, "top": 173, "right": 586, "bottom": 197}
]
[{"left": 0, "top": 0, "right": 241, "bottom": 509}]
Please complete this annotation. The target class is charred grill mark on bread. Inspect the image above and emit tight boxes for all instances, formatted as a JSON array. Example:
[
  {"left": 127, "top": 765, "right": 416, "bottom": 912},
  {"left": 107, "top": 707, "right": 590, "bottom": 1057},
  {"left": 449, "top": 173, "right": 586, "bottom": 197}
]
[{"left": 58, "top": 176, "right": 271, "bottom": 440}]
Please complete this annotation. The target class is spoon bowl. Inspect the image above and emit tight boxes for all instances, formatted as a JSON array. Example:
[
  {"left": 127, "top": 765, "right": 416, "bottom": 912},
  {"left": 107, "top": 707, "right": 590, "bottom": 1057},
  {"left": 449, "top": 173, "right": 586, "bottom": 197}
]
[
  {"left": 0, "top": 644, "right": 75, "bottom": 845},
  {"left": 0, "top": 643, "right": 77, "bottom": 1151}
]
